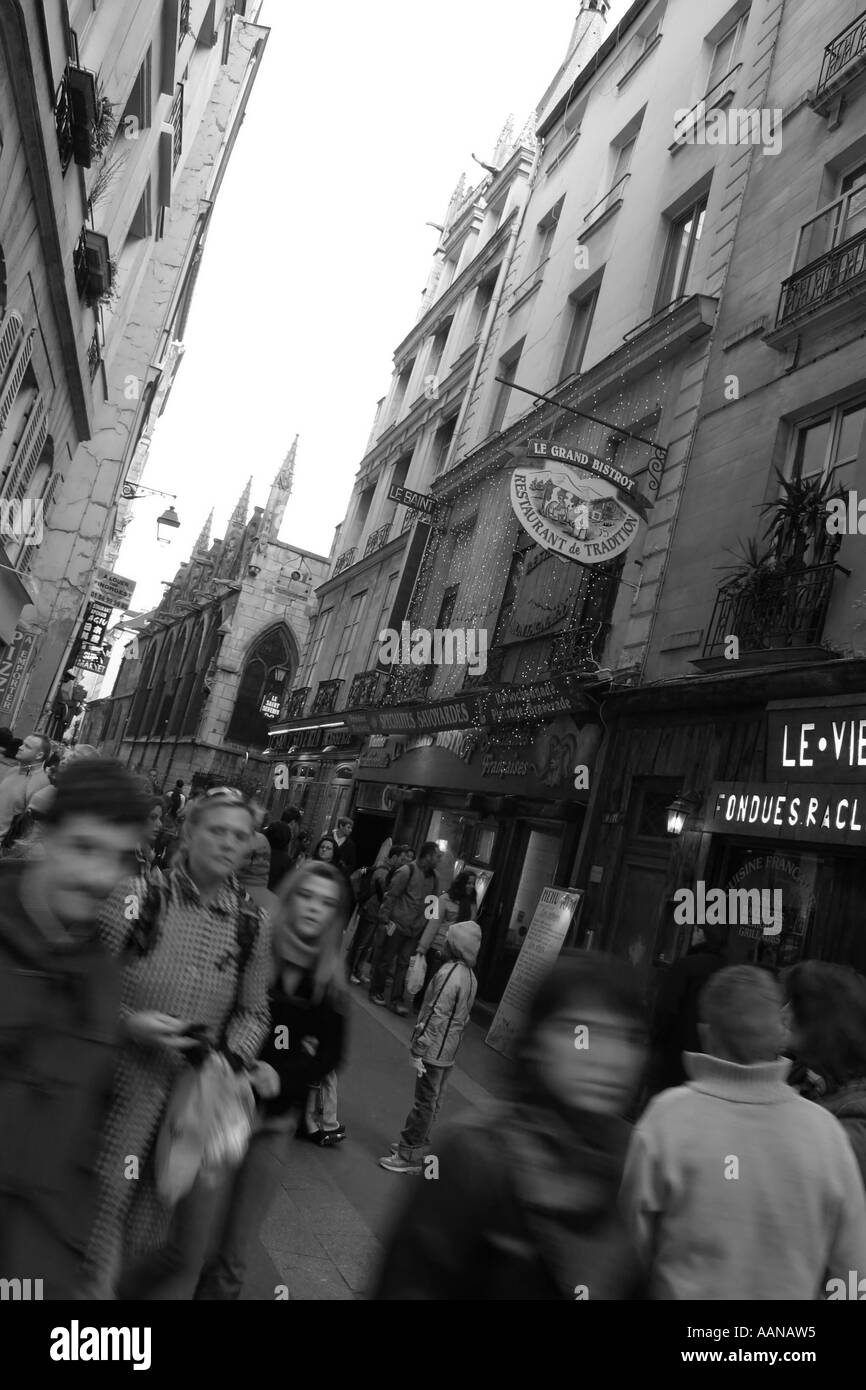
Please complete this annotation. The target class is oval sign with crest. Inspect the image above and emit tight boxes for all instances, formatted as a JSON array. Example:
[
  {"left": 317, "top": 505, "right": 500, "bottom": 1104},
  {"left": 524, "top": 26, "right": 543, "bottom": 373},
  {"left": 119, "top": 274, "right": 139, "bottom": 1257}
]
[{"left": 510, "top": 463, "right": 642, "bottom": 565}]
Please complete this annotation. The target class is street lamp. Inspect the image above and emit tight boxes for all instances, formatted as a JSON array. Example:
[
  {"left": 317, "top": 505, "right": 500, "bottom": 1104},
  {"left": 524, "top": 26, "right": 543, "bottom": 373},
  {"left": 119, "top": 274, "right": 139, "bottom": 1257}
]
[
  {"left": 666, "top": 790, "right": 702, "bottom": 836},
  {"left": 156, "top": 506, "right": 181, "bottom": 543},
  {"left": 120, "top": 482, "right": 181, "bottom": 543}
]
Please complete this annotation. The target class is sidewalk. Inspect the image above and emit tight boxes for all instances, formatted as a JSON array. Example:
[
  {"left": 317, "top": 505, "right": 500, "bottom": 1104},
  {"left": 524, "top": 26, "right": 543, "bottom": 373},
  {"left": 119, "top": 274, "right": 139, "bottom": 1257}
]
[{"left": 242, "top": 987, "right": 512, "bottom": 1300}]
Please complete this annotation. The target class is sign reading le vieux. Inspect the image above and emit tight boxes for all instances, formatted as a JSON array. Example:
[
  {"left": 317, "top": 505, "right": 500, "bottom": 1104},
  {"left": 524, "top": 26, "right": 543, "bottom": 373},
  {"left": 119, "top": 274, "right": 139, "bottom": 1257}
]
[
  {"left": 510, "top": 440, "right": 650, "bottom": 566},
  {"left": 708, "top": 701, "right": 866, "bottom": 847}
]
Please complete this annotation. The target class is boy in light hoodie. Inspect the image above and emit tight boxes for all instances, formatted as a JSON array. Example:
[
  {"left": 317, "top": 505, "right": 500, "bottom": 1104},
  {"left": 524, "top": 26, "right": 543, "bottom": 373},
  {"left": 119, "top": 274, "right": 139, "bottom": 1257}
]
[{"left": 379, "top": 921, "right": 480, "bottom": 1175}]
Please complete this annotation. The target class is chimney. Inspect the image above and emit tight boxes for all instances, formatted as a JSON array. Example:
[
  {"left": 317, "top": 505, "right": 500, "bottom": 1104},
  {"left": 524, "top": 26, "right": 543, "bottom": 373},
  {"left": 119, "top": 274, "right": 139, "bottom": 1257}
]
[{"left": 565, "top": 0, "right": 610, "bottom": 68}]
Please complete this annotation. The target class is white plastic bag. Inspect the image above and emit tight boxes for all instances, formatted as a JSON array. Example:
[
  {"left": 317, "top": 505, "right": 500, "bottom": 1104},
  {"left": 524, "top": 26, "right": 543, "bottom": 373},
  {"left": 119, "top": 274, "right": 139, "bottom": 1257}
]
[
  {"left": 405, "top": 953, "right": 427, "bottom": 999},
  {"left": 155, "top": 1053, "right": 255, "bottom": 1205}
]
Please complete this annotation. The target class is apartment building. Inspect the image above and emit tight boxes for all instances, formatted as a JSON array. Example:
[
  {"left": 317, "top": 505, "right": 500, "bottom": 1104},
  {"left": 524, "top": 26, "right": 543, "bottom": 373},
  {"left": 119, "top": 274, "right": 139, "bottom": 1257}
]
[
  {"left": 573, "top": 1, "right": 866, "bottom": 982},
  {"left": 267, "top": 117, "right": 538, "bottom": 840},
  {"left": 321, "top": 0, "right": 796, "bottom": 1004},
  {"left": 1, "top": 0, "right": 268, "bottom": 733}
]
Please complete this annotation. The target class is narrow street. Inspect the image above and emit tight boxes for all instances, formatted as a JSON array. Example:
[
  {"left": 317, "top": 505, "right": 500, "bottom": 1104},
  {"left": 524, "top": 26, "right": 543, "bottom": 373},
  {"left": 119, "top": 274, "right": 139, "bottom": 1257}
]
[{"left": 242, "top": 992, "right": 512, "bottom": 1300}]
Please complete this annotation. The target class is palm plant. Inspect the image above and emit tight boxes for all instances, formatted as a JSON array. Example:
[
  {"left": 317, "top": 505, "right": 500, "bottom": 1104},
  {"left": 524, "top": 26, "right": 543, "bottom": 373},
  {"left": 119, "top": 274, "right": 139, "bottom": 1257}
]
[
  {"left": 760, "top": 468, "right": 846, "bottom": 570},
  {"left": 718, "top": 537, "right": 777, "bottom": 595}
]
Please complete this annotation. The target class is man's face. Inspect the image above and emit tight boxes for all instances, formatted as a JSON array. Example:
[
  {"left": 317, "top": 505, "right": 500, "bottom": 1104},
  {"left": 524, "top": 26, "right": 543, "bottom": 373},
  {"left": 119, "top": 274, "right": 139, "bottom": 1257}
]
[
  {"left": 402, "top": 850, "right": 415, "bottom": 867},
  {"left": 39, "top": 815, "right": 146, "bottom": 927},
  {"left": 17, "top": 735, "right": 46, "bottom": 766},
  {"left": 186, "top": 806, "right": 254, "bottom": 881},
  {"left": 421, "top": 848, "right": 442, "bottom": 872}
]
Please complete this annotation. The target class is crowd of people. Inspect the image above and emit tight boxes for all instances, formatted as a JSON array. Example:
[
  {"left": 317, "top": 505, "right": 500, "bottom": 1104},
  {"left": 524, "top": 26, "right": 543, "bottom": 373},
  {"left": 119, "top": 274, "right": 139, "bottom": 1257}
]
[{"left": 2, "top": 732, "right": 866, "bottom": 1300}]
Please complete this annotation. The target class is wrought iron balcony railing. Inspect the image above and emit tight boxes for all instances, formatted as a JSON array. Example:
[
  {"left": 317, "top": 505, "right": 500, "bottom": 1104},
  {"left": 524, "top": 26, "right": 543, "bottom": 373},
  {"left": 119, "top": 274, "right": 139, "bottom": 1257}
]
[
  {"left": 582, "top": 173, "right": 630, "bottom": 231},
  {"left": 170, "top": 83, "right": 184, "bottom": 171},
  {"left": 332, "top": 547, "right": 356, "bottom": 577},
  {"left": 54, "top": 64, "right": 98, "bottom": 171},
  {"left": 701, "top": 564, "right": 845, "bottom": 661},
  {"left": 401, "top": 507, "right": 415, "bottom": 534},
  {"left": 363, "top": 522, "right": 392, "bottom": 557},
  {"left": 87, "top": 326, "right": 102, "bottom": 381},
  {"left": 382, "top": 662, "right": 435, "bottom": 705},
  {"left": 549, "top": 620, "right": 611, "bottom": 675},
  {"left": 311, "top": 678, "right": 344, "bottom": 715},
  {"left": 462, "top": 645, "right": 505, "bottom": 689},
  {"left": 179, "top": 0, "right": 191, "bottom": 48},
  {"left": 814, "top": 8, "right": 866, "bottom": 105},
  {"left": 347, "top": 669, "right": 384, "bottom": 707},
  {"left": 284, "top": 686, "right": 310, "bottom": 720},
  {"left": 775, "top": 221, "right": 866, "bottom": 328}
]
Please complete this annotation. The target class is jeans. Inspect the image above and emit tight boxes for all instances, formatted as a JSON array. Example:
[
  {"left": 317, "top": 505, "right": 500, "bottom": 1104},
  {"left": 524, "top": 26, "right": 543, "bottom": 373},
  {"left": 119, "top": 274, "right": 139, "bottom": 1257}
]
[
  {"left": 348, "top": 914, "right": 379, "bottom": 976},
  {"left": 117, "top": 1173, "right": 225, "bottom": 1301},
  {"left": 305, "top": 1071, "right": 339, "bottom": 1131},
  {"left": 370, "top": 928, "right": 416, "bottom": 1005},
  {"left": 194, "top": 1120, "right": 295, "bottom": 1301},
  {"left": 397, "top": 1063, "right": 449, "bottom": 1162}
]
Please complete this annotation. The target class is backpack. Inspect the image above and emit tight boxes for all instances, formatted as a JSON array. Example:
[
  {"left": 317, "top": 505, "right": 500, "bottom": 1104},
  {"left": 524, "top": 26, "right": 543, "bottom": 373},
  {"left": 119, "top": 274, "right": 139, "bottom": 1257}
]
[{"left": 352, "top": 866, "right": 381, "bottom": 909}]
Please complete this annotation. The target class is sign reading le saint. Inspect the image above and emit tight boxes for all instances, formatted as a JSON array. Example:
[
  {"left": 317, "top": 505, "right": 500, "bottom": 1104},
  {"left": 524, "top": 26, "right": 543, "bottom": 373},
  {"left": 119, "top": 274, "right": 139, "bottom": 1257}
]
[{"left": 387, "top": 483, "right": 436, "bottom": 516}]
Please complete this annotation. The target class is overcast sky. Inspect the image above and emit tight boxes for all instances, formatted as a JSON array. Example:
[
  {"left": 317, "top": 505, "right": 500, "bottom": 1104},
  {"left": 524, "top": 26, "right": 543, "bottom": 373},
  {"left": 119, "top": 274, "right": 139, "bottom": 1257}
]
[{"left": 116, "top": 0, "right": 631, "bottom": 612}]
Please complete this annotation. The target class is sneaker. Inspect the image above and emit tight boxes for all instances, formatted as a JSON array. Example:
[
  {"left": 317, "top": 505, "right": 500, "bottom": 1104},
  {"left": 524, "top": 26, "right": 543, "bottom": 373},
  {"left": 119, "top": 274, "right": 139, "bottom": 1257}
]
[
  {"left": 379, "top": 1154, "right": 422, "bottom": 1174},
  {"left": 370, "top": 992, "right": 387, "bottom": 1006},
  {"left": 349, "top": 973, "right": 362, "bottom": 985},
  {"left": 391, "top": 1003, "right": 409, "bottom": 1017}
]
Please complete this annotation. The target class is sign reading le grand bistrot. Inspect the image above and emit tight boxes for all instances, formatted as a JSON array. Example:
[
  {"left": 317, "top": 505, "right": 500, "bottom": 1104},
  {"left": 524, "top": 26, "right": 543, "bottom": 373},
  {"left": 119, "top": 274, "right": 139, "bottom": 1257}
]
[{"left": 510, "top": 440, "right": 647, "bottom": 565}]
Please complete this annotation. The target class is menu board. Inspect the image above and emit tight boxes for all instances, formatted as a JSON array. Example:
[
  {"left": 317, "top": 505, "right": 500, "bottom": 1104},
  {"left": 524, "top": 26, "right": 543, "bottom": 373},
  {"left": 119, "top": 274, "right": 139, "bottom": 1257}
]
[{"left": 486, "top": 886, "right": 583, "bottom": 1058}]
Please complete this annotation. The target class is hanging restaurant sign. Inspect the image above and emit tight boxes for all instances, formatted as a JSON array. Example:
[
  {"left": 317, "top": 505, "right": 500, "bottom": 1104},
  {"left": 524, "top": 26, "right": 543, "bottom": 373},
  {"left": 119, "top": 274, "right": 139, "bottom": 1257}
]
[{"left": 510, "top": 441, "right": 649, "bottom": 566}]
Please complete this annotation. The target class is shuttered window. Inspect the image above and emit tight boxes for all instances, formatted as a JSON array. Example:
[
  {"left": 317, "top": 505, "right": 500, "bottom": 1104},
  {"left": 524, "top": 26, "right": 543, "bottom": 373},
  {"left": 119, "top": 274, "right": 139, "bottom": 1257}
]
[
  {"left": 0, "top": 310, "right": 24, "bottom": 381},
  {"left": 0, "top": 329, "right": 34, "bottom": 434},
  {"left": 2, "top": 396, "right": 47, "bottom": 501}
]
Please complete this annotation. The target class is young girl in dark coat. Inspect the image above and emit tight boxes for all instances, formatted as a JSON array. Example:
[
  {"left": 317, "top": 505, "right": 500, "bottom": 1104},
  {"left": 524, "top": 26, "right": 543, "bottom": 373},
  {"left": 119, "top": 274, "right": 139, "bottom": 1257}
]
[
  {"left": 374, "top": 953, "right": 648, "bottom": 1300},
  {"left": 193, "top": 860, "right": 350, "bottom": 1298}
]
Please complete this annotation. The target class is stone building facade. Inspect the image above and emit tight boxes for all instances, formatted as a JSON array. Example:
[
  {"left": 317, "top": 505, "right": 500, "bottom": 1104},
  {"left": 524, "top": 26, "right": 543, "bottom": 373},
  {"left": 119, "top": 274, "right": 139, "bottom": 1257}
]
[{"left": 5, "top": 0, "right": 269, "bottom": 733}]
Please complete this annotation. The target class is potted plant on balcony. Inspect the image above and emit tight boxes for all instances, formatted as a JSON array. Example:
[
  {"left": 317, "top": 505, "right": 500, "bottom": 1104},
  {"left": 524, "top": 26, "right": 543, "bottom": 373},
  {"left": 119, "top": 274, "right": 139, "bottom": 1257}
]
[{"left": 760, "top": 468, "right": 845, "bottom": 645}]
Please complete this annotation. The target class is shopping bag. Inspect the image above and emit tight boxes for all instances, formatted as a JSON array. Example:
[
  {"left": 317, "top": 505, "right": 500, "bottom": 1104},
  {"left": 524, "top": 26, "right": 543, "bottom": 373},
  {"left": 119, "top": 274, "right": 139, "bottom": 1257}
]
[
  {"left": 155, "top": 1054, "right": 255, "bottom": 1205},
  {"left": 405, "top": 953, "right": 427, "bottom": 999}
]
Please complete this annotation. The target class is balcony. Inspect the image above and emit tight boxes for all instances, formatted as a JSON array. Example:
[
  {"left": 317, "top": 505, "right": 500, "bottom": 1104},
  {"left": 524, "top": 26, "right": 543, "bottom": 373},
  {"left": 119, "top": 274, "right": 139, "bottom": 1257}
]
[
  {"left": 382, "top": 662, "right": 435, "bottom": 705},
  {"left": 179, "top": 0, "right": 191, "bottom": 48},
  {"left": 332, "top": 547, "right": 356, "bottom": 577},
  {"left": 311, "top": 679, "right": 344, "bottom": 715},
  {"left": 73, "top": 229, "right": 112, "bottom": 306},
  {"left": 669, "top": 65, "right": 742, "bottom": 152},
  {"left": 363, "top": 521, "right": 392, "bottom": 557},
  {"left": 347, "top": 669, "right": 384, "bottom": 707},
  {"left": 765, "top": 186, "right": 866, "bottom": 346},
  {"left": 810, "top": 9, "right": 866, "bottom": 115},
  {"left": 401, "top": 507, "right": 415, "bottom": 534},
  {"left": 550, "top": 620, "right": 611, "bottom": 675},
  {"left": 54, "top": 64, "right": 99, "bottom": 171},
  {"left": 170, "top": 82, "right": 184, "bottom": 171},
  {"left": 283, "top": 686, "right": 310, "bottom": 720},
  {"left": 87, "top": 325, "right": 102, "bottom": 381},
  {"left": 695, "top": 564, "right": 847, "bottom": 671}
]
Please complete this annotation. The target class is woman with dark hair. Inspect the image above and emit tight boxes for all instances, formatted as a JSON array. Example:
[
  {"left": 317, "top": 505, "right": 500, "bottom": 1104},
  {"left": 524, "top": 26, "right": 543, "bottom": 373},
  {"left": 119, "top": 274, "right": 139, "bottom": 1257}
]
[
  {"left": 194, "top": 860, "right": 350, "bottom": 1298},
  {"left": 264, "top": 820, "right": 294, "bottom": 890},
  {"left": 414, "top": 870, "right": 478, "bottom": 1006},
  {"left": 313, "top": 834, "right": 338, "bottom": 864},
  {"left": 374, "top": 953, "right": 648, "bottom": 1300},
  {"left": 83, "top": 787, "right": 272, "bottom": 1299},
  {"left": 295, "top": 837, "right": 350, "bottom": 1146},
  {"left": 782, "top": 960, "right": 866, "bottom": 1186}
]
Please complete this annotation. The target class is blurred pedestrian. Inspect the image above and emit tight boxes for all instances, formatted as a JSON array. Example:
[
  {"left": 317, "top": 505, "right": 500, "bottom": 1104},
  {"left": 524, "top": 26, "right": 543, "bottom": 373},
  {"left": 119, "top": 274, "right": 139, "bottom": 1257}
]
[
  {"left": 379, "top": 920, "right": 481, "bottom": 1175},
  {"left": 783, "top": 960, "right": 866, "bottom": 1188},
  {"left": 194, "top": 861, "right": 349, "bottom": 1298},
  {"left": 374, "top": 953, "right": 648, "bottom": 1298},
  {"left": 0, "top": 760, "right": 151, "bottom": 1299},
  {"left": 414, "top": 869, "right": 478, "bottom": 1007},
  {"left": 369, "top": 842, "right": 442, "bottom": 1016},
  {"left": 83, "top": 787, "right": 272, "bottom": 1300},
  {"left": 237, "top": 800, "right": 278, "bottom": 916},
  {"left": 263, "top": 820, "right": 294, "bottom": 890},
  {"left": 0, "top": 732, "right": 51, "bottom": 848},
  {"left": 348, "top": 845, "right": 405, "bottom": 985},
  {"left": 646, "top": 921, "right": 727, "bottom": 1095},
  {"left": 622, "top": 965, "right": 866, "bottom": 1299},
  {"left": 295, "top": 834, "right": 350, "bottom": 1145}
]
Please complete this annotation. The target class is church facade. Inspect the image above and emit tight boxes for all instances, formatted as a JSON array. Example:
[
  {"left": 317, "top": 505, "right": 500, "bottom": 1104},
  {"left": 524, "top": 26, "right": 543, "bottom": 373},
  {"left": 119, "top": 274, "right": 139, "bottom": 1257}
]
[{"left": 80, "top": 439, "right": 328, "bottom": 796}]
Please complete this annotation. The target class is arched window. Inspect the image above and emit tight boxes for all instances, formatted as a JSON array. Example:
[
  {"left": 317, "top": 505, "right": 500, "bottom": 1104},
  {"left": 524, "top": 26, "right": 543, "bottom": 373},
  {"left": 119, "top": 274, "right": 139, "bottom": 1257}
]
[{"left": 227, "top": 624, "right": 296, "bottom": 748}]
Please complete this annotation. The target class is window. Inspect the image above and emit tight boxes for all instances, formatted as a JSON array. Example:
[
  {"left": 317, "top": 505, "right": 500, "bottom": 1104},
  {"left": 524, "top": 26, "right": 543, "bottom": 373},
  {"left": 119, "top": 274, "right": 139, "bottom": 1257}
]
[
  {"left": 226, "top": 626, "right": 295, "bottom": 747},
  {"left": 611, "top": 136, "right": 636, "bottom": 187},
  {"left": 655, "top": 196, "right": 707, "bottom": 311},
  {"left": 430, "top": 414, "right": 458, "bottom": 475},
  {"left": 438, "top": 256, "right": 458, "bottom": 297},
  {"left": 391, "top": 454, "right": 411, "bottom": 494},
  {"left": 835, "top": 163, "right": 866, "bottom": 247},
  {"left": 303, "top": 607, "right": 332, "bottom": 682},
  {"left": 560, "top": 284, "right": 600, "bottom": 381},
  {"left": 367, "top": 571, "right": 400, "bottom": 668},
  {"left": 128, "top": 182, "right": 152, "bottom": 240},
  {"left": 392, "top": 358, "right": 415, "bottom": 418},
  {"left": 489, "top": 340, "right": 524, "bottom": 435},
  {"left": 121, "top": 51, "right": 152, "bottom": 139},
  {"left": 706, "top": 14, "right": 745, "bottom": 94},
  {"left": 331, "top": 591, "right": 367, "bottom": 681},
  {"left": 353, "top": 483, "right": 376, "bottom": 536},
  {"left": 436, "top": 584, "right": 459, "bottom": 630},
  {"left": 471, "top": 269, "right": 499, "bottom": 341},
  {"left": 536, "top": 199, "right": 564, "bottom": 269},
  {"left": 791, "top": 402, "right": 866, "bottom": 494},
  {"left": 427, "top": 317, "right": 453, "bottom": 382}
]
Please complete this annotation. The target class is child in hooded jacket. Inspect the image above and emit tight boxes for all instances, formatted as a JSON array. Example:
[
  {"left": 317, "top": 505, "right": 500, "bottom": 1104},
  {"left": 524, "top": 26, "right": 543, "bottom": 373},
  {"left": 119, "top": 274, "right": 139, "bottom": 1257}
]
[{"left": 379, "top": 920, "right": 480, "bottom": 1175}]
